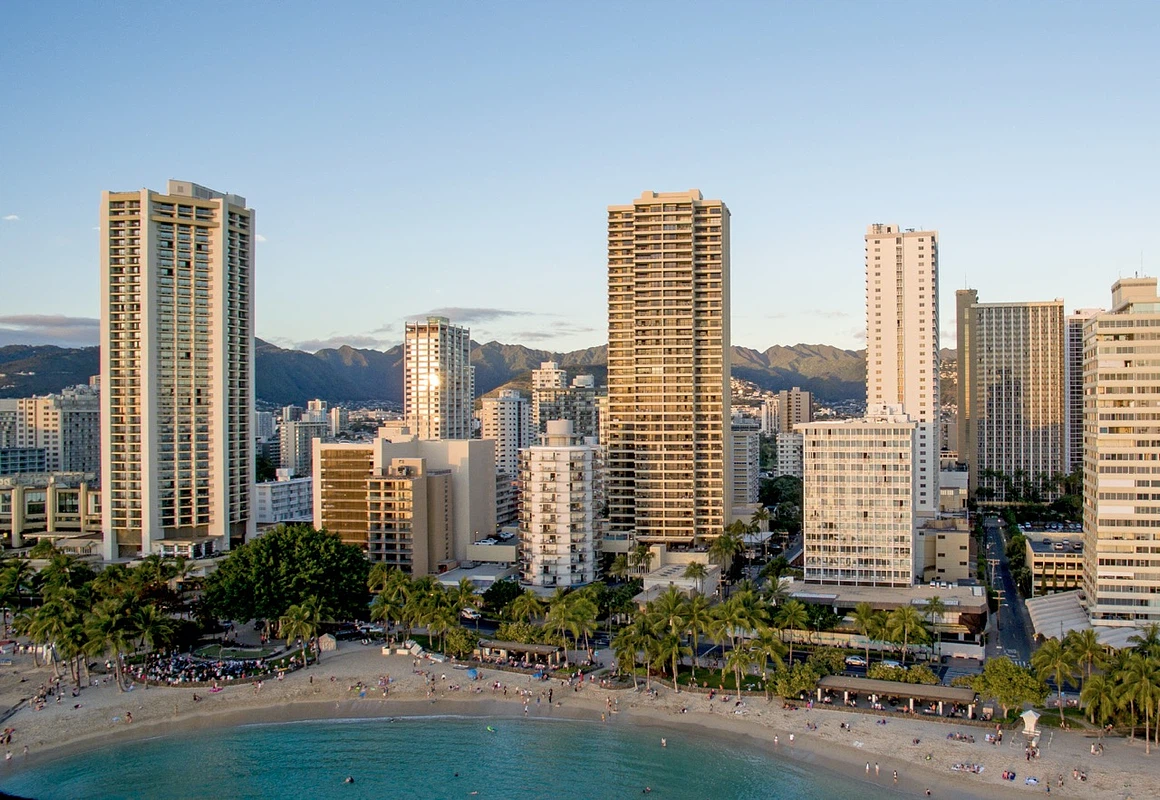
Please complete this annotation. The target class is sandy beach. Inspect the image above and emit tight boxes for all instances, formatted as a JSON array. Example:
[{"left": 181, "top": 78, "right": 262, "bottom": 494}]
[{"left": 1, "top": 641, "right": 1155, "bottom": 800}]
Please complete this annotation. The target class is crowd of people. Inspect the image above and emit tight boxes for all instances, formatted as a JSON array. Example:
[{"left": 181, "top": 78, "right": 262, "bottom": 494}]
[{"left": 129, "top": 653, "right": 285, "bottom": 686}]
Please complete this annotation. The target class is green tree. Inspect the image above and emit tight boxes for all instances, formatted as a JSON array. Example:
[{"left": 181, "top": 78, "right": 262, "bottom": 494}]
[
  {"left": 654, "top": 631, "right": 690, "bottom": 692},
  {"left": 1080, "top": 673, "right": 1118, "bottom": 727},
  {"left": 202, "top": 524, "right": 370, "bottom": 626},
  {"left": 1032, "top": 637, "right": 1077, "bottom": 725},
  {"left": 684, "top": 593, "right": 714, "bottom": 669},
  {"left": 133, "top": 603, "right": 176, "bottom": 652},
  {"left": 969, "top": 656, "right": 1049, "bottom": 718},
  {"left": 84, "top": 598, "right": 136, "bottom": 691},
  {"left": 1065, "top": 628, "right": 1107, "bottom": 688},
  {"left": 709, "top": 530, "right": 743, "bottom": 578},
  {"left": 279, "top": 602, "right": 318, "bottom": 668},
  {"left": 609, "top": 554, "right": 630, "bottom": 582},
  {"left": 725, "top": 643, "right": 756, "bottom": 694},
  {"left": 885, "top": 605, "right": 930, "bottom": 665},
  {"left": 683, "top": 562, "right": 708, "bottom": 595},
  {"left": 924, "top": 596, "right": 947, "bottom": 660},
  {"left": 509, "top": 590, "right": 546, "bottom": 624},
  {"left": 444, "top": 625, "right": 479, "bottom": 659},
  {"left": 1118, "top": 652, "right": 1160, "bottom": 753},
  {"left": 612, "top": 623, "right": 644, "bottom": 690},
  {"left": 751, "top": 628, "right": 788, "bottom": 700},
  {"left": 481, "top": 578, "right": 522, "bottom": 616},
  {"left": 851, "top": 602, "right": 879, "bottom": 668},
  {"left": 774, "top": 599, "right": 809, "bottom": 663}
]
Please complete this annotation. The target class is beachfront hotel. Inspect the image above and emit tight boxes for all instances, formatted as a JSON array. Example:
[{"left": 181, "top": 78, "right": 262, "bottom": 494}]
[
  {"left": 99, "top": 180, "right": 255, "bottom": 560},
  {"left": 956, "top": 292, "right": 1067, "bottom": 499},
  {"left": 403, "top": 316, "right": 474, "bottom": 441},
  {"left": 605, "top": 190, "right": 732, "bottom": 546},
  {"left": 865, "top": 224, "right": 940, "bottom": 518},
  {"left": 313, "top": 435, "right": 496, "bottom": 574},
  {"left": 1081, "top": 277, "right": 1160, "bottom": 625},
  {"left": 800, "top": 407, "right": 919, "bottom": 587}
]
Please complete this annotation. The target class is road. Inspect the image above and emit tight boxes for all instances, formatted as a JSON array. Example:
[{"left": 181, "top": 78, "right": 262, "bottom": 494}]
[{"left": 983, "top": 518, "right": 1035, "bottom": 663}]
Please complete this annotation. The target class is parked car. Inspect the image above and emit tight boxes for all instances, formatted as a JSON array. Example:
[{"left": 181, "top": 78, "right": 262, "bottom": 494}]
[
  {"left": 881, "top": 659, "right": 905, "bottom": 669},
  {"left": 460, "top": 607, "right": 481, "bottom": 621}
]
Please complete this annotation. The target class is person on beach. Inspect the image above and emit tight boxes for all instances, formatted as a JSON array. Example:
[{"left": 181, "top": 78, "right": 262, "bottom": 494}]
[
  {"left": 875, "top": 762, "right": 879, "bottom": 776},
  {"left": 893, "top": 770, "right": 898, "bottom": 785}
]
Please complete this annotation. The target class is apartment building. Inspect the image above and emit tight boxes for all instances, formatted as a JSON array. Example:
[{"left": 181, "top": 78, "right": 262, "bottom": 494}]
[
  {"left": 776, "top": 387, "right": 812, "bottom": 433},
  {"left": 280, "top": 419, "right": 328, "bottom": 477},
  {"left": 254, "top": 471, "right": 314, "bottom": 526},
  {"left": 518, "top": 420, "right": 599, "bottom": 587},
  {"left": 0, "top": 475, "right": 101, "bottom": 548},
  {"left": 606, "top": 190, "right": 731, "bottom": 545},
  {"left": 1066, "top": 308, "right": 1102, "bottom": 473},
  {"left": 0, "top": 387, "right": 100, "bottom": 474},
  {"left": 801, "top": 407, "right": 918, "bottom": 587},
  {"left": 480, "top": 389, "right": 532, "bottom": 478},
  {"left": 403, "top": 316, "right": 474, "bottom": 440},
  {"left": 532, "top": 366, "right": 600, "bottom": 440},
  {"left": 731, "top": 418, "right": 760, "bottom": 507},
  {"left": 254, "top": 411, "right": 275, "bottom": 441},
  {"left": 774, "top": 432, "right": 804, "bottom": 480},
  {"left": 100, "top": 180, "right": 254, "bottom": 559},
  {"left": 958, "top": 293, "right": 1066, "bottom": 499},
  {"left": 866, "top": 224, "right": 939, "bottom": 517},
  {"left": 1081, "top": 278, "right": 1160, "bottom": 625}
]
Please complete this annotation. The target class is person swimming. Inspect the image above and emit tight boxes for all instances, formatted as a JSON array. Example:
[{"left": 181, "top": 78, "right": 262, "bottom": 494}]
[{"left": 344, "top": 776, "right": 355, "bottom": 784}]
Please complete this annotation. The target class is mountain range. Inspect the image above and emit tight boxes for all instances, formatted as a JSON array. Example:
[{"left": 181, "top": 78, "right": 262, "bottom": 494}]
[{"left": 1, "top": 339, "right": 956, "bottom": 407}]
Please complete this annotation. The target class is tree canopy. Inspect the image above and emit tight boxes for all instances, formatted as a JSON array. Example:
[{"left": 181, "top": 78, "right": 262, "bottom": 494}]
[{"left": 202, "top": 524, "right": 370, "bottom": 623}]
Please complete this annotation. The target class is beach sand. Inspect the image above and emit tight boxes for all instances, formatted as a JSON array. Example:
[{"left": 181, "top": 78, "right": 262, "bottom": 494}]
[{"left": 1, "top": 642, "right": 1154, "bottom": 799}]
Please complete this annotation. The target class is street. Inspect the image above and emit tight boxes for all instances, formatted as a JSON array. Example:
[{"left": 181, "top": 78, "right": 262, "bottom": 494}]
[{"left": 983, "top": 518, "right": 1035, "bottom": 663}]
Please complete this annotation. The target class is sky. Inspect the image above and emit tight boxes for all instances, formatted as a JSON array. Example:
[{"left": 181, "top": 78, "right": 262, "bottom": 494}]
[{"left": 1, "top": 1, "right": 1158, "bottom": 354}]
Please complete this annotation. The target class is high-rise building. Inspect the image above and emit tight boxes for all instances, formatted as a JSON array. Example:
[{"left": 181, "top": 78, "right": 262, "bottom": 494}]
[
  {"left": 774, "top": 432, "right": 803, "bottom": 480},
  {"left": 532, "top": 373, "right": 600, "bottom": 439},
  {"left": 100, "top": 180, "right": 254, "bottom": 558},
  {"left": 280, "top": 419, "right": 328, "bottom": 477},
  {"left": 865, "top": 224, "right": 940, "bottom": 517},
  {"left": 958, "top": 294, "right": 1066, "bottom": 499},
  {"left": 730, "top": 419, "right": 760, "bottom": 507},
  {"left": 800, "top": 407, "right": 918, "bottom": 587},
  {"left": 606, "top": 190, "right": 731, "bottom": 544},
  {"left": 313, "top": 436, "right": 495, "bottom": 573},
  {"left": 531, "top": 361, "right": 567, "bottom": 392},
  {"left": 403, "top": 316, "right": 474, "bottom": 440},
  {"left": 328, "top": 406, "right": 349, "bottom": 438},
  {"left": 0, "top": 387, "right": 100, "bottom": 474},
  {"left": 1066, "top": 308, "right": 1102, "bottom": 474},
  {"left": 254, "top": 411, "right": 275, "bottom": 442},
  {"left": 480, "top": 389, "right": 532, "bottom": 479},
  {"left": 305, "top": 399, "right": 328, "bottom": 423},
  {"left": 954, "top": 289, "right": 978, "bottom": 464},
  {"left": 1082, "top": 278, "right": 1160, "bottom": 626},
  {"left": 760, "top": 397, "right": 780, "bottom": 436},
  {"left": 776, "top": 387, "right": 812, "bottom": 433}
]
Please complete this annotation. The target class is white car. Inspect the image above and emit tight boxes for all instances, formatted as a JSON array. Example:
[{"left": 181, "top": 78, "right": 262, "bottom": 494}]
[
  {"left": 844, "top": 655, "right": 867, "bottom": 667},
  {"left": 460, "top": 607, "right": 481, "bottom": 621}
]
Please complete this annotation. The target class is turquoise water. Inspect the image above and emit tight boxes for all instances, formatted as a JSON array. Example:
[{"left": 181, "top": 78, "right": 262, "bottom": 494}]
[{"left": 0, "top": 716, "right": 895, "bottom": 799}]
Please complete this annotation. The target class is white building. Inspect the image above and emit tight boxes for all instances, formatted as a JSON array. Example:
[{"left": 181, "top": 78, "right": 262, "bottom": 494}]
[
  {"left": 305, "top": 398, "right": 328, "bottom": 423},
  {"left": 255, "top": 470, "right": 313, "bottom": 526},
  {"left": 865, "top": 223, "right": 939, "bottom": 517},
  {"left": 280, "top": 419, "right": 328, "bottom": 477},
  {"left": 404, "top": 316, "right": 474, "bottom": 440},
  {"left": 760, "top": 397, "right": 780, "bottom": 436},
  {"left": 100, "top": 180, "right": 255, "bottom": 559},
  {"left": 480, "top": 389, "right": 532, "bottom": 479},
  {"left": 731, "top": 419, "right": 760, "bottom": 507},
  {"left": 531, "top": 361, "right": 567, "bottom": 391},
  {"left": 0, "top": 386, "right": 100, "bottom": 474},
  {"left": 328, "top": 406, "right": 349, "bottom": 437},
  {"left": 774, "top": 432, "right": 803, "bottom": 480},
  {"left": 254, "top": 411, "right": 275, "bottom": 441},
  {"left": 801, "top": 406, "right": 918, "bottom": 587},
  {"left": 519, "top": 420, "right": 599, "bottom": 587},
  {"left": 1082, "top": 278, "right": 1160, "bottom": 626}
]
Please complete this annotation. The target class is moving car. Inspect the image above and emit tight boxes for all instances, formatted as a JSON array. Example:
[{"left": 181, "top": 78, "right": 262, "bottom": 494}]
[
  {"left": 844, "top": 655, "right": 867, "bottom": 667},
  {"left": 460, "top": 607, "right": 481, "bottom": 621}
]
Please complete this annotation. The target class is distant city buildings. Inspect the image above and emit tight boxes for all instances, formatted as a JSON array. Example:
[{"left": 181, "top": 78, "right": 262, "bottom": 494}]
[
  {"left": 1066, "top": 308, "right": 1102, "bottom": 474},
  {"left": 774, "top": 432, "right": 803, "bottom": 480},
  {"left": 518, "top": 420, "right": 599, "bottom": 587},
  {"left": 100, "top": 180, "right": 254, "bottom": 559},
  {"left": 254, "top": 470, "right": 313, "bottom": 526},
  {"left": 606, "top": 190, "right": 731, "bottom": 545},
  {"left": 0, "top": 385, "right": 100, "bottom": 474},
  {"left": 404, "top": 316, "right": 474, "bottom": 440},
  {"left": 801, "top": 406, "right": 917, "bottom": 587},
  {"left": 531, "top": 362, "right": 600, "bottom": 440},
  {"left": 957, "top": 293, "right": 1066, "bottom": 500},
  {"left": 865, "top": 224, "right": 939, "bottom": 517},
  {"left": 1082, "top": 277, "right": 1160, "bottom": 626},
  {"left": 731, "top": 417, "right": 760, "bottom": 507},
  {"left": 760, "top": 397, "right": 779, "bottom": 436},
  {"left": 280, "top": 419, "right": 328, "bottom": 477},
  {"left": 480, "top": 389, "right": 532, "bottom": 478},
  {"left": 776, "top": 387, "right": 812, "bottom": 433},
  {"left": 254, "top": 410, "right": 275, "bottom": 441}
]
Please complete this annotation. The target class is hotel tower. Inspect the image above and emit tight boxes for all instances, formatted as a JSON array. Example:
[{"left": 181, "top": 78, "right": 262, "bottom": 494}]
[
  {"left": 403, "top": 316, "right": 474, "bottom": 440},
  {"left": 865, "top": 224, "right": 940, "bottom": 517},
  {"left": 100, "top": 180, "right": 255, "bottom": 559},
  {"left": 606, "top": 190, "right": 731, "bottom": 545}
]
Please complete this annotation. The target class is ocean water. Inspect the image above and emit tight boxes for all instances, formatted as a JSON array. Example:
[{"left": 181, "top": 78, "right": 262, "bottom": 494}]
[{"left": 0, "top": 716, "right": 896, "bottom": 800}]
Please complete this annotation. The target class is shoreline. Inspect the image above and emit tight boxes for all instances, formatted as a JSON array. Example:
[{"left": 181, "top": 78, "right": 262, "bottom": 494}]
[{"left": 1, "top": 645, "right": 1153, "bottom": 799}]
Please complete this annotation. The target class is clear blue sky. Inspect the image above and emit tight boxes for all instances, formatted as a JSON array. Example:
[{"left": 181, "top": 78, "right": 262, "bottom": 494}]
[{"left": 2, "top": 1, "right": 1158, "bottom": 353}]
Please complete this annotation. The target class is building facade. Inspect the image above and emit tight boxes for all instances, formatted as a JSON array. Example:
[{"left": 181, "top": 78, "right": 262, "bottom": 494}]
[
  {"left": 403, "top": 316, "right": 474, "bottom": 440},
  {"left": 731, "top": 418, "right": 760, "bottom": 507},
  {"left": 606, "top": 190, "right": 731, "bottom": 545},
  {"left": 280, "top": 419, "right": 328, "bottom": 477},
  {"left": 480, "top": 389, "right": 532, "bottom": 478},
  {"left": 100, "top": 180, "right": 255, "bottom": 559},
  {"left": 518, "top": 420, "right": 599, "bottom": 587},
  {"left": 959, "top": 296, "right": 1066, "bottom": 500},
  {"left": 0, "top": 388, "right": 100, "bottom": 474},
  {"left": 774, "top": 432, "right": 804, "bottom": 480},
  {"left": 865, "top": 224, "right": 939, "bottom": 517},
  {"left": 0, "top": 475, "right": 101, "bottom": 548},
  {"left": 1066, "top": 308, "right": 1102, "bottom": 474},
  {"left": 801, "top": 408, "right": 918, "bottom": 587},
  {"left": 776, "top": 387, "right": 812, "bottom": 433},
  {"left": 255, "top": 472, "right": 314, "bottom": 526},
  {"left": 1082, "top": 278, "right": 1160, "bottom": 625}
]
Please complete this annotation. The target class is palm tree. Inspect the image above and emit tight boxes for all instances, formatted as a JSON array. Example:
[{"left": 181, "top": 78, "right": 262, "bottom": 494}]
[
  {"left": 683, "top": 562, "right": 708, "bottom": 595},
  {"left": 84, "top": 599, "right": 135, "bottom": 690},
  {"left": 1117, "top": 652, "right": 1160, "bottom": 754},
  {"left": 775, "top": 599, "right": 808, "bottom": 663},
  {"left": 651, "top": 586, "right": 688, "bottom": 636},
  {"left": 885, "top": 605, "right": 929, "bottom": 666},
  {"left": 851, "top": 602, "right": 878, "bottom": 668},
  {"left": 709, "top": 530, "right": 742, "bottom": 580},
  {"left": 612, "top": 624, "right": 642, "bottom": 690},
  {"left": 654, "top": 632, "right": 690, "bottom": 692},
  {"left": 609, "top": 555, "right": 630, "bottom": 583},
  {"left": 1065, "top": 628, "right": 1107, "bottom": 687},
  {"left": 751, "top": 628, "right": 787, "bottom": 701},
  {"left": 448, "top": 577, "right": 482, "bottom": 615},
  {"left": 133, "top": 604, "right": 176, "bottom": 653},
  {"left": 1032, "top": 637, "right": 1077, "bottom": 725},
  {"left": 509, "top": 590, "right": 546, "bottom": 623},
  {"left": 567, "top": 596, "right": 599, "bottom": 653},
  {"left": 685, "top": 594, "right": 713, "bottom": 670},
  {"left": 750, "top": 506, "right": 772, "bottom": 532},
  {"left": 924, "top": 596, "right": 947, "bottom": 660},
  {"left": 725, "top": 643, "right": 756, "bottom": 695},
  {"left": 367, "top": 562, "right": 394, "bottom": 594},
  {"left": 0, "top": 559, "right": 34, "bottom": 626},
  {"left": 1080, "top": 673, "right": 1118, "bottom": 727},
  {"left": 428, "top": 605, "right": 459, "bottom": 654},
  {"left": 1129, "top": 622, "right": 1160, "bottom": 659},
  {"left": 370, "top": 592, "right": 403, "bottom": 641},
  {"left": 280, "top": 597, "right": 325, "bottom": 667},
  {"left": 759, "top": 556, "right": 790, "bottom": 589}
]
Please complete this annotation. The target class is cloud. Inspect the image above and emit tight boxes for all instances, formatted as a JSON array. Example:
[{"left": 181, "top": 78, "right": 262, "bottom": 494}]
[
  {"left": 851, "top": 329, "right": 867, "bottom": 342},
  {"left": 415, "top": 307, "right": 534, "bottom": 324},
  {"left": 2, "top": 215, "right": 19, "bottom": 222},
  {"left": 294, "top": 334, "right": 392, "bottom": 352},
  {"left": 0, "top": 314, "right": 99, "bottom": 347},
  {"left": 369, "top": 323, "right": 396, "bottom": 335},
  {"left": 256, "top": 234, "right": 267, "bottom": 243},
  {"left": 810, "top": 309, "right": 850, "bottom": 320}
]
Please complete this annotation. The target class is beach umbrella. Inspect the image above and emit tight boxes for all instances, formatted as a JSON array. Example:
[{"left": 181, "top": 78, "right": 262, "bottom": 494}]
[{"left": 466, "top": 668, "right": 479, "bottom": 680}]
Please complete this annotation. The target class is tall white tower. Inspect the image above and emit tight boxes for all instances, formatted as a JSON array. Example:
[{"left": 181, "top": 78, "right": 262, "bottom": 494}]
[
  {"left": 100, "top": 180, "right": 255, "bottom": 559},
  {"left": 865, "top": 224, "right": 940, "bottom": 517},
  {"left": 403, "top": 316, "right": 474, "bottom": 440}
]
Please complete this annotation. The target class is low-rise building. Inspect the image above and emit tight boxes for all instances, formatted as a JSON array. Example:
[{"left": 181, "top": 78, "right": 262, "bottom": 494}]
[
  {"left": 0, "top": 474, "right": 101, "bottom": 547},
  {"left": 1025, "top": 531, "right": 1084, "bottom": 596},
  {"left": 254, "top": 470, "right": 314, "bottom": 528},
  {"left": 774, "top": 432, "right": 803, "bottom": 479}
]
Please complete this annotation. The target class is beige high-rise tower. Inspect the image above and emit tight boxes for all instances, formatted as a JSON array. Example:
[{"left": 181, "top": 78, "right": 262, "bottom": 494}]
[
  {"left": 606, "top": 190, "right": 731, "bottom": 544},
  {"left": 403, "top": 316, "right": 474, "bottom": 440},
  {"left": 865, "top": 224, "right": 940, "bottom": 516},
  {"left": 100, "top": 181, "right": 255, "bottom": 559}
]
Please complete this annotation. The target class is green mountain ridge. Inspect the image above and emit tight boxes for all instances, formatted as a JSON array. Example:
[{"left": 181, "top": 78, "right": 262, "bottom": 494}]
[{"left": 0, "top": 340, "right": 953, "bottom": 407}]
